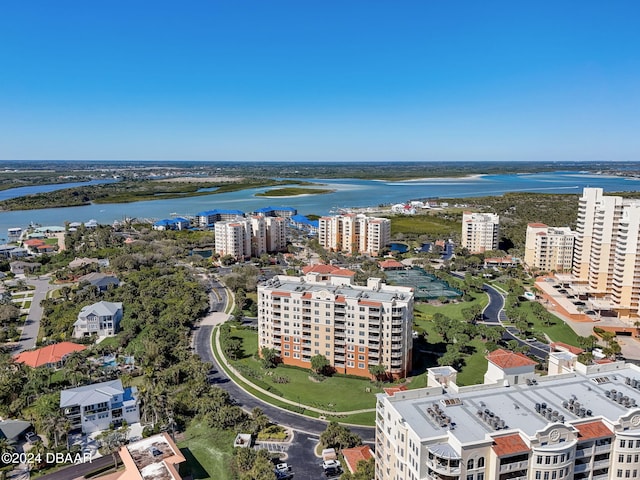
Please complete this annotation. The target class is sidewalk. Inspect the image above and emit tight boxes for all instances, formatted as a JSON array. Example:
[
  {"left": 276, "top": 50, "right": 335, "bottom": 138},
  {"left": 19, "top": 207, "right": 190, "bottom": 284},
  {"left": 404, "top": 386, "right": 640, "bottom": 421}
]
[{"left": 212, "top": 326, "right": 376, "bottom": 418}]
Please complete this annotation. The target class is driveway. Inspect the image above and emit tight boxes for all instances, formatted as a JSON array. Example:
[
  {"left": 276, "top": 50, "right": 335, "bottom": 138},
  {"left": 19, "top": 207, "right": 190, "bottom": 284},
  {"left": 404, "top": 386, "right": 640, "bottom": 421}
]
[{"left": 15, "top": 276, "right": 61, "bottom": 352}]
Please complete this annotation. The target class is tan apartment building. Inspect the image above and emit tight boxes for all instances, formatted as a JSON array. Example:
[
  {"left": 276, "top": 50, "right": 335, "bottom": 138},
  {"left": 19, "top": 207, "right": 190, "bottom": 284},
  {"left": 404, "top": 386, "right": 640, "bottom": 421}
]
[
  {"left": 318, "top": 214, "right": 390, "bottom": 256},
  {"left": 524, "top": 223, "right": 575, "bottom": 272},
  {"left": 215, "top": 216, "right": 288, "bottom": 260},
  {"left": 215, "top": 219, "right": 252, "bottom": 259},
  {"left": 462, "top": 212, "right": 500, "bottom": 254},
  {"left": 375, "top": 349, "right": 640, "bottom": 480},
  {"left": 257, "top": 265, "right": 414, "bottom": 378},
  {"left": 573, "top": 188, "right": 640, "bottom": 318}
]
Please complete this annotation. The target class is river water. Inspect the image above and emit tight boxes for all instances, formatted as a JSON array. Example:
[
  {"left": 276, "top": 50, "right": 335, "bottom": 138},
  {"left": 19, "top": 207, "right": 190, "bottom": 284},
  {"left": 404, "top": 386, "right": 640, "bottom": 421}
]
[{"left": 1, "top": 172, "right": 640, "bottom": 237}]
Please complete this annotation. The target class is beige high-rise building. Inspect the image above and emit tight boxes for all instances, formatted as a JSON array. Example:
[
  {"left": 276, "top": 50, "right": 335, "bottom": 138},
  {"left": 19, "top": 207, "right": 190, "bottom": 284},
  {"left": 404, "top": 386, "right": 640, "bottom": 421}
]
[
  {"left": 216, "top": 216, "right": 289, "bottom": 260},
  {"left": 375, "top": 351, "right": 640, "bottom": 480},
  {"left": 573, "top": 188, "right": 640, "bottom": 318},
  {"left": 318, "top": 214, "right": 390, "bottom": 256},
  {"left": 264, "top": 216, "right": 288, "bottom": 253},
  {"left": 524, "top": 223, "right": 575, "bottom": 272},
  {"left": 215, "top": 219, "right": 252, "bottom": 260},
  {"left": 258, "top": 265, "right": 413, "bottom": 378},
  {"left": 462, "top": 212, "right": 500, "bottom": 254}
]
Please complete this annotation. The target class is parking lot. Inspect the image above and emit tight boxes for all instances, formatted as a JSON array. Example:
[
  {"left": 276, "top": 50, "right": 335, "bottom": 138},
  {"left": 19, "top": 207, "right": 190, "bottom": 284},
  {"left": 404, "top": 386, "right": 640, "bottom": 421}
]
[{"left": 256, "top": 432, "right": 333, "bottom": 480}]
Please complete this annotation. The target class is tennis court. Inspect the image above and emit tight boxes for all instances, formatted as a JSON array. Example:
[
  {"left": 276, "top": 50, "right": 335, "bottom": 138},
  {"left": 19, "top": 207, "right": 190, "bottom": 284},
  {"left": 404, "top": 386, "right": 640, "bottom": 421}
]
[{"left": 385, "top": 268, "right": 462, "bottom": 300}]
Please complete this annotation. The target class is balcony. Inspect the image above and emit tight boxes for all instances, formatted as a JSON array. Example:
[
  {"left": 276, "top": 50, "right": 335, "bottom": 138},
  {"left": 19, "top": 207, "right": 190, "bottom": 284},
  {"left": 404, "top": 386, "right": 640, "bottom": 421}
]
[{"left": 499, "top": 461, "right": 529, "bottom": 473}]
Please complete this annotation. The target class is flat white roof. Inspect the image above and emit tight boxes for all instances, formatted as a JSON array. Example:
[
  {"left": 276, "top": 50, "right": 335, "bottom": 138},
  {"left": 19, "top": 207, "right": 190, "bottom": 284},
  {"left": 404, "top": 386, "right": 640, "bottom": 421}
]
[{"left": 381, "top": 364, "right": 640, "bottom": 445}]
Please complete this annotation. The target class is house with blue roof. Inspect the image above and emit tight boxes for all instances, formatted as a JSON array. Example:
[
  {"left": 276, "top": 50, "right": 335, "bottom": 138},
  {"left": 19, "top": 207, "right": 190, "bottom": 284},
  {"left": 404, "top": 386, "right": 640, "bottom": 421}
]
[
  {"left": 195, "top": 209, "right": 245, "bottom": 228},
  {"left": 253, "top": 206, "right": 297, "bottom": 218},
  {"left": 290, "top": 214, "right": 319, "bottom": 234},
  {"left": 152, "top": 217, "right": 190, "bottom": 231}
]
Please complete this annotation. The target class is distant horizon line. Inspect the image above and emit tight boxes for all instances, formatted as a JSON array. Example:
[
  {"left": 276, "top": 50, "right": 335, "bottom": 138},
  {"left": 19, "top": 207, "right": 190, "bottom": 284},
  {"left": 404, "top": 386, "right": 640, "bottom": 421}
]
[{"left": 0, "top": 159, "right": 637, "bottom": 164}]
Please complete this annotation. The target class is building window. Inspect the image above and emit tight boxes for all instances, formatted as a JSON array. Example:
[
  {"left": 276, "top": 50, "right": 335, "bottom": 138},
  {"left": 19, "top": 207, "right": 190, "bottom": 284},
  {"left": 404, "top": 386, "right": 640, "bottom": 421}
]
[
  {"left": 467, "top": 459, "right": 474, "bottom": 470},
  {"left": 478, "top": 457, "right": 484, "bottom": 468}
]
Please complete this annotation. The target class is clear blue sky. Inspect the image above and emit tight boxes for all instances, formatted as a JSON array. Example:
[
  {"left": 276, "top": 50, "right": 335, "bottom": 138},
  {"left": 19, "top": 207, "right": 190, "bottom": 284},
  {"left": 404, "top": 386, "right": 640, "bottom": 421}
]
[{"left": 1, "top": 1, "right": 639, "bottom": 162}]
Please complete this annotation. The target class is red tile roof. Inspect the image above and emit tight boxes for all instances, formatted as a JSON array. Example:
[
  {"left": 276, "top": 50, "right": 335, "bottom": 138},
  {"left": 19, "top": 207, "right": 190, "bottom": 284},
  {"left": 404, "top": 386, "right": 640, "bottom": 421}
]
[
  {"left": 378, "top": 259, "right": 404, "bottom": 269},
  {"left": 486, "top": 349, "right": 537, "bottom": 369},
  {"left": 492, "top": 433, "right": 530, "bottom": 457},
  {"left": 302, "top": 264, "right": 355, "bottom": 276},
  {"left": 359, "top": 300, "right": 382, "bottom": 307},
  {"left": 383, "top": 385, "right": 408, "bottom": 396},
  {"left": 550, "top": 342, "right": 584, "bottom": 355},
  {"left": 14, "top": 342, "right": 87, "bottom": 368},
  {"left": 575, "top": 420, "right": 613, "bottom": 440},
  {"left": 528, "top": 223, "right": 548, "bottom": 228},
  {"left": 342, "top": 445, "right": 373, "bottom": 474},
  {"left": 271, "top": 291, "right": 291, "bottom": 297},
  {"left": 24, "top": 239, "right": 45, "bottom": 247}
]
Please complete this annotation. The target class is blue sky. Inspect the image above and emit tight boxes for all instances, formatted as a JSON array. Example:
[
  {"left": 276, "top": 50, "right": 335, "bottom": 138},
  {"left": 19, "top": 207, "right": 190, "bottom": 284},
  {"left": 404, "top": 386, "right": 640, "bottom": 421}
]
[{"left": 1, "top": 1, "right": 639, "bottom": 162}]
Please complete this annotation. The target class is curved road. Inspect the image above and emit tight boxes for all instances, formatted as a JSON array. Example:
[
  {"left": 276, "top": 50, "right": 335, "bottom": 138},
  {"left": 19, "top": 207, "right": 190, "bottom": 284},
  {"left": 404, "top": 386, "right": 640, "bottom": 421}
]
[
  {"left": 194, "top": 277, "right": 375, "bottom": 441},
  {"left": 194, "top": 274, "right": 549, "bottom": 443},
  {"left": 481, "top": 281, "right": 550, "bottom": 360}
]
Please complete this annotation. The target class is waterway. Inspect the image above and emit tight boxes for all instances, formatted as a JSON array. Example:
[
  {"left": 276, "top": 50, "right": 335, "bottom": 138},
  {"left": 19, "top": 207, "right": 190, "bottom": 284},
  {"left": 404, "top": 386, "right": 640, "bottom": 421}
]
[{"left": 1, "top": 172, "right": 640, "bottom": 237}]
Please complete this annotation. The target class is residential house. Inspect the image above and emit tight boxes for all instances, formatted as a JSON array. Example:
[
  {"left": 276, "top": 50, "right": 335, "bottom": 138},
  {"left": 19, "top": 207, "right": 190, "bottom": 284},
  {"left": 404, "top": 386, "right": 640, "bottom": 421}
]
[
  {"left": 78, "top": 272, "right": 120, "bottom": 292},
  {"left": 9, "top": 261, "right": 41, "bottom": 275},
  {"left": 14, "top": 342, "right": 87, "bottom": 369},
  {"left": 60, "top": 379, "right": 139, "bottom": 434},
  {"left": 73, "top": 301, "right": 123, "bottom": 339}
]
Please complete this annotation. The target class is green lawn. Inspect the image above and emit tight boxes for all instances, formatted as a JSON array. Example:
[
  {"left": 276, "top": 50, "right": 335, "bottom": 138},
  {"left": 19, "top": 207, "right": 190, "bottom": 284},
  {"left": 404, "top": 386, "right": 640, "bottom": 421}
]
[
  {"left": 517, "top": 301, "right": 581, "bottom": 346},
  {"left": 454, "top": 339, "right": 489, "bottom": 386},
  {"left": 414, "top": 292, "right": 488, "bottom": 323},
  {"left": 228, "top": 327, "right": 382, "bottom": 412},
  {"left": 213, "top": 327, "right": 375, "bottom": 425},
  {"left": 412, "top": 293, "right": 492, "bottom": 386},
  {"left": 178, "top": 421, "right": 236, "bottom": 480}
]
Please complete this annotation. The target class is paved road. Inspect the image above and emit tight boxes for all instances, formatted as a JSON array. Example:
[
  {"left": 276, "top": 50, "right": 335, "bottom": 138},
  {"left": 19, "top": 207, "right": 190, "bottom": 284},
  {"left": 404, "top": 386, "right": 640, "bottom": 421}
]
[
  {"left": 37, "top": 454, "right": 116, "bottom": 480},
  {"left": 451, "top": 272, "right": 550, "bottom": 360},
  {"left": 481, "top": 284, "right": 505, "bottom": 324},
  {"left": 194, "top": 277, "right": 374, "bottom": 441},
  {"left": 15, "top": 276, "right": 60, "bottom": 352},
  {"left": 195, "top": 323, "right": 375, "bottom": 441}
]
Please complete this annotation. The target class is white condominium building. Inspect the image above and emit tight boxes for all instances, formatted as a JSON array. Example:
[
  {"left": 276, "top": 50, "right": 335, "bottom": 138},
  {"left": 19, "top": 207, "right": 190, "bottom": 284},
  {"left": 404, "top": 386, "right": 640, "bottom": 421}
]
[
  {"left": 215, "top": 216, "right": 289, "bottom": 260},
  {"left": 258, "top": 265, "right": 414, "bottom": 378},
  {"left": 573, "top": 188, "right": 640, "bottom": 318},
  {"left": 215, "top": 219, "right": 252, "bottom": 260},
  {"left": 376, "top": 348, "right": 640, "bottom": 480},
  {"left": 318, "top": 214, "right": 391, "bottom": 256},
  {"left": 524, "top": 223, "right": 575, "bottom": 272},
  {"left": 462, "top": 212, "right": 500, "bottom": 254}
]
